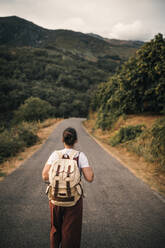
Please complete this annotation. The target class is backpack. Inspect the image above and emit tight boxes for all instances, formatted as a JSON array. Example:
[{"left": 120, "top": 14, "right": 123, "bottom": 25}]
[{"left": 46, "top": 149, "right": 83, "bottom": 207}]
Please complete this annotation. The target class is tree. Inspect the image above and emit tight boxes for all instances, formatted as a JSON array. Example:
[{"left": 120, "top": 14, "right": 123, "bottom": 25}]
[
  {"left": 92, "top": 33, "right": 165, "bottom": 130},
  {"left": 14, "top": 97, "right": 55, "bottom": 122}
]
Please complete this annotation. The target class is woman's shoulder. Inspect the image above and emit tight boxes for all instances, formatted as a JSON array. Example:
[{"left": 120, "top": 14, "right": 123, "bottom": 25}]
[
  {"left": 79, "top": 151, "right": 87, "bottom": 158},
  {"left": 78, "top": 151, "right": 89, "bottom": 168}
]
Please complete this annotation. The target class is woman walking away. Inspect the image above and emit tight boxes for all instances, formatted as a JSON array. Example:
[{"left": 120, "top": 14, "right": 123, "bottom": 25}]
[{"left": 42, "top": 127, "right": 94, "bottom": 248}]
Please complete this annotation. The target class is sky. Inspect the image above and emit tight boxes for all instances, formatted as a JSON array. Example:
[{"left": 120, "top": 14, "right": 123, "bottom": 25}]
[{"left": 0, "top": 0, "right": 165, "bottom": 41}]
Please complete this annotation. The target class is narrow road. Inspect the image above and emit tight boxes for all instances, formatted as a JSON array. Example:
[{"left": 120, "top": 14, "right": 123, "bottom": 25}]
[{"left": 0, "top": 118, "right": 165, "bottom": 248}]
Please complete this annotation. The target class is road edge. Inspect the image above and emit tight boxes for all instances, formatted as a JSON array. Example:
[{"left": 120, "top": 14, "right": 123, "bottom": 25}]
[{"left": 82, "top": 121, "right": 165, "bottom": 204}]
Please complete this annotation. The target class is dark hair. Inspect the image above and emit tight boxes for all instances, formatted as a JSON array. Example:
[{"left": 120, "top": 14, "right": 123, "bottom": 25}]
[{"left": 63, "top": 127, "right": 77, "bottom": 146}]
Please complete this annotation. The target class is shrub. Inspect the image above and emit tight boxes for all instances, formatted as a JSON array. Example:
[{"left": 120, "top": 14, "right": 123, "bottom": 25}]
[
  {"left": 0, "top": 130, "right": 23, "bottom": 163},
  {"left": 150, "top": 117, "right": 165, "bottom": 167},
  {"left": 15, "top": 122, "right": 38, "bottom": 147},
  {"left": 126, "top": 129, "right": 154, "bottom": 162},
  {"left": 92, "top": 33, "right": 165, "bottom": 130},
  {"left": 110, "top": 125, "right": 145, "bottom": 146},
  {"left": 14, "top": 97, "right": 55, "bottom": 123},
  {"left": 0, "top": 122, "right": 39, "bottom": 163}
]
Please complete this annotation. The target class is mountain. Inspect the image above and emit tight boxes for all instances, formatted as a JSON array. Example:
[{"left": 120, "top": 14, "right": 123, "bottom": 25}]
[
  {"left": 0, "top": 16, "right": 47, "bottom": 47},
  {"left": 0, "top": 16, "right": 144, "bottom": 122},
  {"left": 87, "top": 33, "right": 105, "bottom": 40},
  {"left": 0, "top": 16, "right": 143, "bottom": 60},
  {"left": 87, "top": 33, "right": 144, "bottom": 48}
]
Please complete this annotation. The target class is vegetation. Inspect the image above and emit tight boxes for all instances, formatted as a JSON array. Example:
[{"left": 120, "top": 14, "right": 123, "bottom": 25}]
[
  {"left": 121, "top": 117, "right": 165, "bottom": 169},
  {"left": 14, "top": 97, "right": 55, "bottom": 122},
  {"left": 0, "top": 45, "right": 106, "bottom": 122},
  {"left": 150, "top": 118, "right": 165, "bottom": 167},
  {"left": 0, "top": 17, "right": 142, "bottom": 125},
  {"left": 109, "top": 125, "right": 145, "bottom": 146},
  {"left": 91, "top": 33, "right": 165, "bottom": 130},
  {"left": 89, "top": 33, "right": 165, "bottom": 168},
  {"left": 0, "top": 16, "right": 143, "bottom": 123},
  {"left": 0, "top": 16, "right": 143, "bottom": 164},
  {"left": 0, "top": 122, "right": 38, "bottom": 163}
]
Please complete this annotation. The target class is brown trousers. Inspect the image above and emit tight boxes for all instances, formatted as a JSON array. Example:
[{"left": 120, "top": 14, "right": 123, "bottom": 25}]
[{"left": 49, "top": 198, "right": 83, "bottom": 248}]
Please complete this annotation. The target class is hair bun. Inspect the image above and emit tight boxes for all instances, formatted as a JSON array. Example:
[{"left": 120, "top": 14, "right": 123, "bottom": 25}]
[
  {"left": 64, "top": 131, "right": 72, "bottom": 138},
  {"left": 63, "top": 127, "right": 77, "bottom": 146}
]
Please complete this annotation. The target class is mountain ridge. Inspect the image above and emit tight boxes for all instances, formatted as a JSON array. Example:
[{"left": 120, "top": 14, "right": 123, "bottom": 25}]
[
  {"left": 0, "top": 16, "right": 143, "bottom": 59},
  {"left": 0, "top": 15, "right": 144, "bottom": 122}
]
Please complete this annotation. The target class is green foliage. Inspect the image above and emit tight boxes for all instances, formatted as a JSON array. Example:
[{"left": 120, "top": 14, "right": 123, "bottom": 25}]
[
  {"left": 109, "top": 125, "right": 144, "bottom": 146},
  {"left": 0, "top": 130, "right": 22, "bottom": 162},
  {"left": 0, "top": 122, "right": 38, "bottom": 163},
  {"left": 118, "top": 118, "right": 165, "bottom": 168},
  {"left": 150, "top": 118, "right": 165, "bottom": 167},
  {"left": 0, "top": 46, "right": 112, "bottom": 122},
  {"left": 15, "top": 122, "right": 38, "bottom": 147},
  {"left": 0, "top": 16, "right": 143, "bottom": 164},
  {"left": 92, "top": 33, "right": 165, "bottom": 130},
  {"left": 96, "top": 110, "right": 119, "bottom": 130},
  {"left": 0, "top": 16, "right": 142, "bottom": 124},
  {"left": 14, "top": 97, "right": 54, "bottom": 122}
]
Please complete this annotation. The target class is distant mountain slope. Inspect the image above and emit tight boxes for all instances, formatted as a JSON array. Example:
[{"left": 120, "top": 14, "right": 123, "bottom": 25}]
[
  {"left": 0, "top": 16, "right": 143, "bottom": 60},
  {"left": 0, "top": 16, "right": 144, "bottom": 122},
  {"left": 87, "top": 33, "right": 144, "bottom": 48},
  {"left": 0, "top": 16, "right": 47, "bottom": 46}
]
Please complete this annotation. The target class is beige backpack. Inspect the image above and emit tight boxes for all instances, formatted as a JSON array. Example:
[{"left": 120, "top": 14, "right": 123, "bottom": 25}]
[{"left": 47, "top": 150, "right": 83, "bottom": 207}]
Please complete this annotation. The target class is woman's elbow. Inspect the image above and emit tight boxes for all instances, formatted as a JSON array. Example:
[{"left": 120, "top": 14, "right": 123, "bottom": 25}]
[
  {"left": 82, "top": 167, "right": 94, "bottom": 183},
  {"left": 85, "top": 172, "right": 94, "bottom": 182},
  {"left": 42, "top": 170, "right": 49, "bottom": 181},
  {"left": 42, "top": 164, "right": 51, "bottom": 181},
  {"left": 42, "top": 174, "right": 48, "bottom": 181},
  {"left": 87, "top": 177, "right": 94, "bottom": 183}
]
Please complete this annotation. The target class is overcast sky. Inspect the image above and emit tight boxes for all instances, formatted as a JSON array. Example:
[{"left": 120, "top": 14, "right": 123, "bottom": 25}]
[{"left": 0, "top": 0, "right": 165, "bottom": 41}]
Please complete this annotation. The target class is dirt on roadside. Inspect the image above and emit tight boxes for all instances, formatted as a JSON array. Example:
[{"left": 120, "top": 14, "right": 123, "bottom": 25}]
[
  {"left": 0, "top": 118, "right": 62, "bottom": 181},
  {"left": 83, "top": 115, "right": 165, "bottom": 198}
]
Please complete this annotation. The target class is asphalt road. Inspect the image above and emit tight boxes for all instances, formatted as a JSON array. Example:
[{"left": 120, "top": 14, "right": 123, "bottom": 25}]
[{"left": 0, "top": 118, "right": 165, "bottom": 248}]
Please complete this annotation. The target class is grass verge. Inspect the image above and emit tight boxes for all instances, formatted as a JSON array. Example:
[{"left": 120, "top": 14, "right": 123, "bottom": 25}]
[
  {"left": 0, "top": 118, "right": 62, "bottom": 181},
  {"left": 84, "top": 114, "right": 165, "bottom": 197}
]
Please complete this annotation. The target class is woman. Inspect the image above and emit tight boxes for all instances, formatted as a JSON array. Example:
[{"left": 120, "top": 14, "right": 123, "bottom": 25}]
[{"left": 42, "top": 127, "right": 94, "bottom": 248}]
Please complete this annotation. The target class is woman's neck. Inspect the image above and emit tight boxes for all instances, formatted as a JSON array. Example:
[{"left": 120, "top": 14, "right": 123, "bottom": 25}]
[{"left": 64, "top": 144, "right": 74, "bottom": 149}]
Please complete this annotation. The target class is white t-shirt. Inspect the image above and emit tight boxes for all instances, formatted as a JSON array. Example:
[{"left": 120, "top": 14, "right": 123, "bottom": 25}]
[{"left": 47, "top": 148, "right": 89, "bottom": 169}]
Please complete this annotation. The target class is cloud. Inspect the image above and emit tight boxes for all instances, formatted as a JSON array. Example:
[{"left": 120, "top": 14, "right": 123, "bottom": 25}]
[
  {"left": 108, "top": 20, "right": 153, "bottom": 41},
  {"left": 60, "top": 17, "right": 86, "bottom": 32},
  {"left": 0, "top": 0, "right": 165, "bottom": 41}
]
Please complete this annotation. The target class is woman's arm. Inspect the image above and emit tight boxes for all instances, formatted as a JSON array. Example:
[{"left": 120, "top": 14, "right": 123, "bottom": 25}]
[
  {"left": 42, "top": 164, "right": 51, "bottom": 181},
  {"left": 82, "top": 167, "right": 94, "bottom": 182}
]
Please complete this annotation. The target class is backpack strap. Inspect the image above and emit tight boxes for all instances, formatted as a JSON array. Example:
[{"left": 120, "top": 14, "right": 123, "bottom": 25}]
[
  {"left": 66, "top": 165, "right": 71, "bottom": 197},
  {"left": 55, "top": 150, "right": 78, "bottom": 160},
  {"left": 68, "top": 149, "right": 79, "bottom": 160},
  {"left": 55, "top": 151, "right": 63, "bottom": 159},
  {"left": 69, "top": 150, "right": 81, "bottom": 172},
  {"left": 54, "top": 164, "right": 60, "bottom": 197}
]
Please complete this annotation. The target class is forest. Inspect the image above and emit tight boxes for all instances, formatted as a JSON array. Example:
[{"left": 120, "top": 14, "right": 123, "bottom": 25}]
[
  {"left": 0, "top": 16, "right": 142, "bottom": 125},
  {"left": 4, "top": 16, "right": 163, "bottom": 164},
  {"left": 90, "top": 33, "right": 165, "bottom": 168},
  {"left": 0, "top": 45, "right": 110, "bottom": 122}
]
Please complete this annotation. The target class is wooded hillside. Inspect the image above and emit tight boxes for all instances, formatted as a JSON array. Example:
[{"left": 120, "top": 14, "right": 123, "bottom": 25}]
[
  {"left": 0, "top": 16, "right": 142, "bottom": 124},
  {"left": 90, "top": 33, "right": 165, "bottom": 168},
  {"left": 91, "top": 33, "right": 165, "bottom": 130}
]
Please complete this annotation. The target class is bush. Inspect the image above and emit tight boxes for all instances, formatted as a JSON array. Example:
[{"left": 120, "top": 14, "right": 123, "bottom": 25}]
[
  {"left": 92, "top": 33, "right": 165, "bottom": 130},
  {"left": 150, "top": 117, "right": 165, "bottom": 167},
  {"left": 14, "top": 97, "right": 55, "bottom": 123},
  {"left": 15, "top": 122, "right": 38, "bottom": 147},
  {"left": 110, "top": 125, "right": 145, "bottom": 146},
  {"left": 0, "top": 130, "right": 23, "bottom": 163},
  {"left": 0, "top": 122, "right": 39, "bottom": 163}
]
